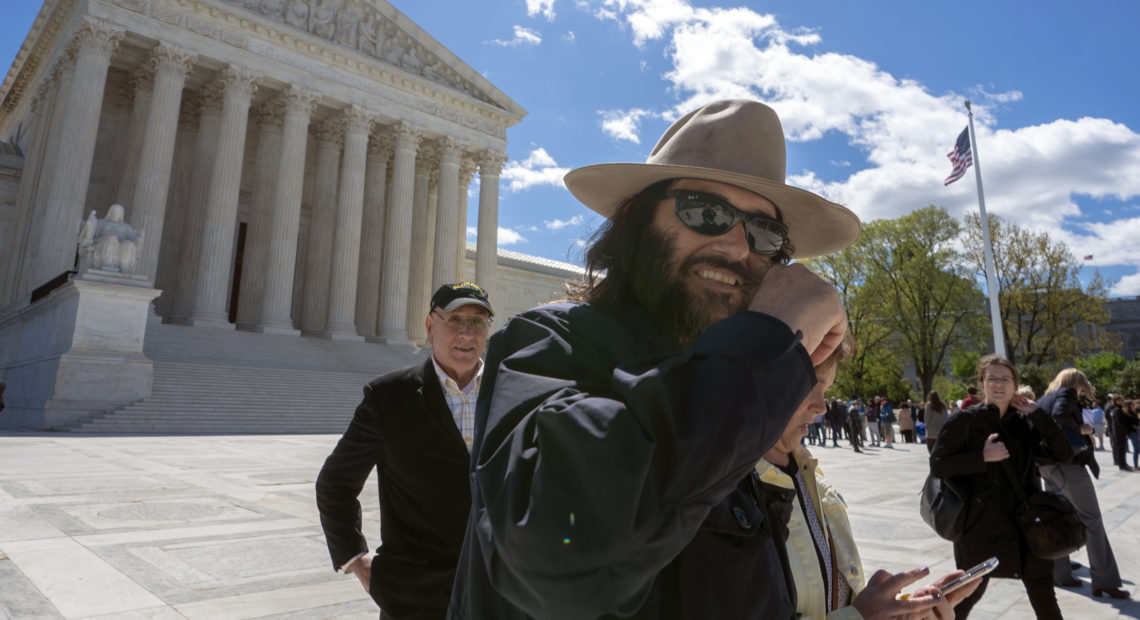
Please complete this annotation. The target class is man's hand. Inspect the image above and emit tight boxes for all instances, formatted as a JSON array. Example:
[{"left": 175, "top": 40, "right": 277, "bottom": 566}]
[
  {"left": 748, "top": 263, "right": 846, "bottom": 365},
  {"left": 1080, "top": 423, "right": 1094, "bottom": 436},
  {"left": 346, "top": 554, "right": 372, "bottom": 593},
  {"left": 982, "top": 434, "right": 1009, "bottom": 462}
]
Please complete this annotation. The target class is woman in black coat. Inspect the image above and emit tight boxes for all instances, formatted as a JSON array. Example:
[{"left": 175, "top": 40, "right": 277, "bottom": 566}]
[{"left": 931, "top": 354, "right": 1073, "bottom": 619}]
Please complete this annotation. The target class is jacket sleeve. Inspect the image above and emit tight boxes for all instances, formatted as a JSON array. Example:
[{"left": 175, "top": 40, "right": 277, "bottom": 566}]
[
  {"left": 929, "top": 412, "right": 987, "bottom": 479},
  {"left": 1047, "top": 388, "right": 1083, "bottom": 436},
  {"left": 1028, "top": 406, "right": 1074, "bottom": 463},
  {"left": 315, "top": 384, "right": 384, "bottom": 570},
  {"left": 470, "top": 309, "right": 815, "bottom": 619}
]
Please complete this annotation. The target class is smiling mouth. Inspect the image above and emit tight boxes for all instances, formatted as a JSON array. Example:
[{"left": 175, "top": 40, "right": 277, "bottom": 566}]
[{"left": 696, "top": 269, "right": 740, "bottom": 286}]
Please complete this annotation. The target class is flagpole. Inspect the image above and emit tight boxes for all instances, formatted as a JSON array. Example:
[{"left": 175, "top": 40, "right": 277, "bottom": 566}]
[{"left": 966, "top": 100, "right": 1007, "bottom": 359}]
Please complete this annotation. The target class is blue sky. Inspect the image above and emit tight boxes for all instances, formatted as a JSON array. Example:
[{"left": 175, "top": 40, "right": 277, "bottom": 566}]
[{"left": 4, "top": 1, "right": 1140, "bottom": 294}]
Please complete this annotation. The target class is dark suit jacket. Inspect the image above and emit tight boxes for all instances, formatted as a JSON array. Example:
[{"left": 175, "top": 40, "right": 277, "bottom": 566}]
[{"left": 316, "top": 358, "right": 471, "bottom": 619}]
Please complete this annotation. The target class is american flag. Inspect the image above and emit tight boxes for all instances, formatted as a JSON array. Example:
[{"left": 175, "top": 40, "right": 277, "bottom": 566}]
[
  {"left": 944, "top": 127, "right": 973, "bottom": 185},
  {"left": 1084, "top": 255, "right": 1094, "bottom": 261}
]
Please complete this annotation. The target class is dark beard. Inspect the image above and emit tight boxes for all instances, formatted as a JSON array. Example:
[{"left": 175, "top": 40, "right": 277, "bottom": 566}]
[{"left": 631, "top": 225, "right": 765, "bottom": 346}]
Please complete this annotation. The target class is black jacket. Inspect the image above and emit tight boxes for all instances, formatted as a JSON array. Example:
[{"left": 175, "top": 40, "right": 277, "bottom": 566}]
[
  {"left": 316, "top": 358, "right": 471, "bottom": 619},
  {"left": 1036, "top": 387, "right": 1099, "bottom": 478},
  {"left": 448, "top": 300, "right": 814, "bottom": 619},
  {"left": 930, "top": 403, "right": 1072, "bottom": 580}
]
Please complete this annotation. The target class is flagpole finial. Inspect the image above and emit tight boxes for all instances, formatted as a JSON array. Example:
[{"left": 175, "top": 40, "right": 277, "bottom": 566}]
[{"left": 964, "top": 100, "right": 972, "bottom": 111}]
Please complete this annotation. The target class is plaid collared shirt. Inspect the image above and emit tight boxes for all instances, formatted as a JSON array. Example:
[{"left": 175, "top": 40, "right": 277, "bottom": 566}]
[{"left": 431, "top": 357, "right": 483, "bottom": 451}]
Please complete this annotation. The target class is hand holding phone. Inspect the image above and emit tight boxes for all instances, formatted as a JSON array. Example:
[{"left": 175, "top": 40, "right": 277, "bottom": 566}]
[{"left": 898, "top": 557, "right": 998, "bottom": 600}]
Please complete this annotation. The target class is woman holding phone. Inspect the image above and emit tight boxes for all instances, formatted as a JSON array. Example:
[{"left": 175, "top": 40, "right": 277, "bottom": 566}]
[
  {"left": 758, "top": 333, "right": 978, "bottom": 619},
  {"left": 931, "top": 355, "right": 1074, "bottom": 619}
]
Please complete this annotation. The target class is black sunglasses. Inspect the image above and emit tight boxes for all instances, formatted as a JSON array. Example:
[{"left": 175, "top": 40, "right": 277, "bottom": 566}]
[{"left": 666, "top": 190, "right": 788, "bottom": 256}]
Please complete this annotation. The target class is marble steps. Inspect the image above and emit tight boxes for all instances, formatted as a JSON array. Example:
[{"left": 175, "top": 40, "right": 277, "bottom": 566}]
[{"left": 62, "top": 363, "right": 375, "bottom": 433}]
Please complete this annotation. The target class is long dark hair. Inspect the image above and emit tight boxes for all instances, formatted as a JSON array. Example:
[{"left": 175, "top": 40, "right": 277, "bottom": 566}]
[
  {"left": 926, "top": 390, "right": 945, "bottom": 413},
  {"left": 567, "top": 179, "right": 674, "bottom": 307}
]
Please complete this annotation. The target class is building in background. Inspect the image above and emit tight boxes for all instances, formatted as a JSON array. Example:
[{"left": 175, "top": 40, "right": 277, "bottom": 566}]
[{"left": 0, "top": 0, "right": 583, "bottom": 432}]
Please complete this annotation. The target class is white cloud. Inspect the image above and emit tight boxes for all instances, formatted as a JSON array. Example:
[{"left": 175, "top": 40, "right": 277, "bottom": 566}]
[
  {"left": 564, "top": 30, "right": 576, "bottom": 42},
  {"left": 526, "top": 0, "right": 556, "bottom": 21},
  {"left": 490, "top": 25, "right": 542, "bottom": 47},
  {"left": 600, "top": 108, "right": 654, "bottom": 143},
  {"left": 498, "top": 227, "right": 527, "bottom": 245},
  {"left": 545, "top": 214, "right": 586, "bottom": 230},
  {"left": 591, "top": 1, "right": 1140, "bottom": 279},
  {"left": 466, "top": 226, "right": 527, "bottom": 245},
  {"left": 502, "top": 147, "right": 570, "bottom": 191}
]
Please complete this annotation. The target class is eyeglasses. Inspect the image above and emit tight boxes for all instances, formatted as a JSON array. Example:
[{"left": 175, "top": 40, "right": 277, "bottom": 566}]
[
  {"left": 432, "top": 310, "right": 491, "bottom": 334},
  {"left": 983, "top": 376, "right": 1014, "bottom": 386},
  {"left": 666, "top": 190, "right": 788, "bottom": 256}
]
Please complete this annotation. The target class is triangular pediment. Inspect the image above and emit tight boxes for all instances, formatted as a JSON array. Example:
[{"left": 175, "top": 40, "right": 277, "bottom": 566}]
[{"left": 221, "top": 0, "right": 523, "bottom": 118}]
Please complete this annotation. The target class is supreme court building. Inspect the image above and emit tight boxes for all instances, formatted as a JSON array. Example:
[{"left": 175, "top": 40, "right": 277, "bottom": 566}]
[{"left": 0, "top": 0, "right": 580, "bottom": 431}]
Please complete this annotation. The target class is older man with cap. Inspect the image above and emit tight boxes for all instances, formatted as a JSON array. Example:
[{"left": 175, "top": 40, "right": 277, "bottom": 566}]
[
  {"left": 316, "top": 282, "right": 493, "bottom": 619},
  {"left": 448, "top": 101, "right": 960, "bottom": 619}
]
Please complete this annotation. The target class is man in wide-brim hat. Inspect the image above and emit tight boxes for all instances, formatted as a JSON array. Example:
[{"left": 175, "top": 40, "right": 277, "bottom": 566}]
[{"left": 449, "top": 100, "right": 953, "bottom": 619}]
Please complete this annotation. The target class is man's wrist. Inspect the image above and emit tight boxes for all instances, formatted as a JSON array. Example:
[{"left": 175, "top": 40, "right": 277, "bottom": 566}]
[{"left": 338, "top": 551, "right": 368, "bottom": 574}]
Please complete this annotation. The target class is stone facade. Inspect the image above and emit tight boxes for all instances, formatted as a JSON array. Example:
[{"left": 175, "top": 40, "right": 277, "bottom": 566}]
[{"left": 0, "top": 0, "right": 548, "bottom": 428}]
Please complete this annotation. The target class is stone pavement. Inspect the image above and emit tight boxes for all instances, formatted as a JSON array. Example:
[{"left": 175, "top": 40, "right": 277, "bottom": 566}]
[{"left": 0, "top": 431, "right": 1137, "bottom": 619}]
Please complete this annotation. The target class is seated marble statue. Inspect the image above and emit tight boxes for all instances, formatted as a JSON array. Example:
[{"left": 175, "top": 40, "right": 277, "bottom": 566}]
[{"left": 78, "top": 204, "right": 144, "bottom": 274}]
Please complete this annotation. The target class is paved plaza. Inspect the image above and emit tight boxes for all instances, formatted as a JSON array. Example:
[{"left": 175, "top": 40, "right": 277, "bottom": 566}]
[{"left": 0, "top": 431, "right": 1137, "bottom": 619}]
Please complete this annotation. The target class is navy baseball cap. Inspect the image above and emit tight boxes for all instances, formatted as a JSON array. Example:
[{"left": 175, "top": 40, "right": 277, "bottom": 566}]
[{"left": 430, "top": 282, "right": 494, "bottom": 317}]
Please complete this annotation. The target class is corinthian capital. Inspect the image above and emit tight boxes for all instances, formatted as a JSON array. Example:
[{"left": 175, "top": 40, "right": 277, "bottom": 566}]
[
  {"left": 341, "top": 105, "right": 377, "bottom": 135},
  {"left": 478, "top": 150, "right": 508, "bottom": 176},
  {"left": 69, "top": 20, "right": 124, "bottom": 60},
  {"left": 391, "top": 121, "right": 423, "bottom": 153},
  {"left": 150, "top": 43, "right": 198, "bottom": 81},
  {"left": 254, "top": 99, "right": 285, "bottom": 129},
  {"left": 438, "top": 136, "right": 464, "bottom": 165},
  {"left": 218, "top": 64, "right": 261, "bottom": 100},
  {"left": 315, "top": 118, "right": 346, "bottom": 146},
  {"left": 280, "top": 85, "right": 321, "bottom": 118}
]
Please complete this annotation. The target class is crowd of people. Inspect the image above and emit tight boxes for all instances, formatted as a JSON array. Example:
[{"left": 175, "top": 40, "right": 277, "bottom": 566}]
[{"left": 311, "top": 98, "right": 1134, "bottom": 620}]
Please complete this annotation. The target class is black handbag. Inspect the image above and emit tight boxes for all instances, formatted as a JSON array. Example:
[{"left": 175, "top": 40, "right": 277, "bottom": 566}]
[
  {"left": 919, "top": 472, "right": 967, "bottom": 541},
  {"left": 999, "top": 460, "right": 1088, "bottom": 560}
]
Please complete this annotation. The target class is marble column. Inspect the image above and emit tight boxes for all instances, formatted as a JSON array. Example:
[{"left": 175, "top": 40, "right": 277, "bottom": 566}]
[
  {"left": 128, "top": 43, "right": 198, "bottom": 282},
  {"left": 2, "top": 83, "right": 50, "bottom": 305},
  {"left": 475, "top": 151, "right": 507, "bottom": 302},
  {"left": 299, "top": 118, "right": 343, "bottom": 335},
  {"left": 405, "top": 146, "right": 436, "bottom": 343},
  {"left": 16, "top": 62, "right": 73, "bottom": 303},
  {"left": 116, "top": 67, "right": 153, "bottom": 209},
  {"left": 376, "top": 122, "right": 421, "bottom": 345},
  {"left": 187, "top": 65, "right": 259, "bottom": 328},
  {"left": 431, "top": 137, "right": 462, "bottom": 290},
  {"left": 256, "top": 86, "right": 320, "bottom": 334},
  {"left": 355, "top": 132, "right": 392, "bottom": 339},
  {"left": 455, "top": 158, "right": 476, "bottom": 278},
  {"left": 37, "top": 20, "right": 123, "bottom": 290},
  {"left": 323, "top": 106, "right": 375, "bottom": 340},
  {"left": 235, "top": 100, "right": 285, "bottom": 330},
  {"left": 153, "top": 99, "right": 199, "bottom": 318},
  {"left": 169, "top": 83, "right": 223, "bottom": 323}
]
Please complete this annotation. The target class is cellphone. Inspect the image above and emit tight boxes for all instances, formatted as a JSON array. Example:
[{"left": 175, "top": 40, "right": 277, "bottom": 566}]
[
  {"left": 940, "top": 557, "right": 999, "bottom": 595},
  {"left": 898, "top": 557, "right": 998, "bottom": 599}
]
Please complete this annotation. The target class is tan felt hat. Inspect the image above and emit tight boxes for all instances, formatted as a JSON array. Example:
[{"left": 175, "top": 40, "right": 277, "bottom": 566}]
[{"left": 564, "top": 99, "right": 861, "bottom": 258}]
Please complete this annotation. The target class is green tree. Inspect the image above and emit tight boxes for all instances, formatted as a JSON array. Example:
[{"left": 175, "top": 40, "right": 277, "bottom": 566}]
[
  {"left": 950, "top": 351, "right": 982, "bottom": 386},
  {"left": 859, "top": 207, "right": 987, "bottom": 397},
  {"left": 804, "top": 239, "right": 899, "bottom": 401},
  {"left": 962, "top": 213, "right": 1119, "bottom": 366},
  {"left": 1114, "top": 361, "right": 1140, "bottom": 399},
  {"left": 1076, "top": 351, "right": 1126, "bottom": 402}
]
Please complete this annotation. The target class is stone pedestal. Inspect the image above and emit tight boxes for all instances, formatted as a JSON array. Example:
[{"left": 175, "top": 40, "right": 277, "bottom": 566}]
[{"left": 0, "top": 272, "right": 160, "bottom": 430}]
